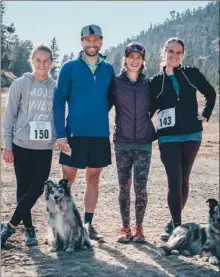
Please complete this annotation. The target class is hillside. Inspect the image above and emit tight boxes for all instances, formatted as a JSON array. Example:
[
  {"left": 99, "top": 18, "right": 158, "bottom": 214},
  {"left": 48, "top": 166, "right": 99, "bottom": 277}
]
[
  {"left": 105, "top": 1, "right": 219, "bottom": 91},
  {"left": 1, "top": 1, "right": 219, "bottom": 89}
]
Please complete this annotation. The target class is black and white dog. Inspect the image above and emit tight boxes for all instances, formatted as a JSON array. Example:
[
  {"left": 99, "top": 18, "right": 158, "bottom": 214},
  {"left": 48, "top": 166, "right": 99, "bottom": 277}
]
[
  {"left": 157, "top": 199, "right": 220, "bottom": 265},
  {"left": 44, "top": 179, "right": 92, "bottom": 252}
]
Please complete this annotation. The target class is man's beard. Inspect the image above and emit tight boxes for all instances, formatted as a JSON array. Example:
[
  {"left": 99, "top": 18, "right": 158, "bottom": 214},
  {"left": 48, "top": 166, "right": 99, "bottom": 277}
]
[{"left": 84, "top": 47, "right": 100, "bottom": 57}]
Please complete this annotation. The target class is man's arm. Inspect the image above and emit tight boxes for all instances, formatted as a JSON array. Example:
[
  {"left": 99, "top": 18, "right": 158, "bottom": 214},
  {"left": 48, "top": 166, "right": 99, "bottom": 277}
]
[
  {"left": 108, "top": 76, "right": 115, "bottom": 111},
  {"left": 53, "top": 62, "right": 72, "bottom": 139}
]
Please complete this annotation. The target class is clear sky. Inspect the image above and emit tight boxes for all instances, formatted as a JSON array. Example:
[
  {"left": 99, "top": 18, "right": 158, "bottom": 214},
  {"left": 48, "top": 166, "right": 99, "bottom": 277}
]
[{"left": 3, "top": 1, "right": 209, "bottom": 60}]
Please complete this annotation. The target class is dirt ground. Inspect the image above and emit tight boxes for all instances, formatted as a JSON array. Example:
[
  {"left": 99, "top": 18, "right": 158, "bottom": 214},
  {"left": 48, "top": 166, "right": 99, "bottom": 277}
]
[{"left": 1, "top": 89, "right": 219, "bottom": 277}]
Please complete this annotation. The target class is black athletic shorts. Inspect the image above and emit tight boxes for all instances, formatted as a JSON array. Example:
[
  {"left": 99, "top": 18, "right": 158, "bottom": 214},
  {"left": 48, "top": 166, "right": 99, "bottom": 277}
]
[{"left": 59, "top": 137, "right": 111, "bottom": 169}]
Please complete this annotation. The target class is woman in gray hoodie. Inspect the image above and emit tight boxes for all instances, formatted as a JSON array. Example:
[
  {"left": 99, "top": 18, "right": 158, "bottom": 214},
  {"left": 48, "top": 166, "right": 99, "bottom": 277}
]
[{"left": 1, "top": 44, "right": 56, "bottom": 247}]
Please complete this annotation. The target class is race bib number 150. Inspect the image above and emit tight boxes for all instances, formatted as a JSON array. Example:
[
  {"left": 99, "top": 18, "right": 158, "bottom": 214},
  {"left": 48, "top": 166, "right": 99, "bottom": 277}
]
[
  {"left": 157, "top": 108, "right": 175, "bottom": 130},
  {"left": 29, "top": 121, "right": 52, "bottom": 140}
]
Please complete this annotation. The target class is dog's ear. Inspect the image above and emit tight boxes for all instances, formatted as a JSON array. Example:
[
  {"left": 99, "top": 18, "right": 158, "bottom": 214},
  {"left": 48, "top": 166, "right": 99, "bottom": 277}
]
[
  {"left": 44, "top": 180, "right": 54, "bottom": 190},
  {"left": 206, "top": 199, "right": 218, "bottom": 209},
  {"left": 65, "top": 183, "right": 71, "bottom": 197},
  {"left": 59, "top": 179, "right": 71, "bottom": 196},
  {"left": 59, "top": 179, "right": 69, "bottom": 185},
  {"left": 45, "top": 180, "right": 54, "bottom": 187},
  {"left": 44, "top": 180, "right": 54, "bottom": 200}
]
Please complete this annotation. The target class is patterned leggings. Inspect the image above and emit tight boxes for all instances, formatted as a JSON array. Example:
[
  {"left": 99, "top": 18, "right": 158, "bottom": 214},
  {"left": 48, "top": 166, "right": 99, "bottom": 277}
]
[{"left": 115, "top": 148, "right": 152, "bottom": 227}]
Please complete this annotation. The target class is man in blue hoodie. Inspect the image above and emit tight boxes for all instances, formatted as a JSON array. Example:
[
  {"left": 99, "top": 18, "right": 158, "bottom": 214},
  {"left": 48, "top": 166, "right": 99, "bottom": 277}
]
[{"left": 53, "top": 24, "right": 114, "bottom": 242}]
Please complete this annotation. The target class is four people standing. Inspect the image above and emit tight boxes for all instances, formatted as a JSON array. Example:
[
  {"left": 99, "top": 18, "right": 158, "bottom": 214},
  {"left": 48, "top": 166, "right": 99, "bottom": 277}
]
[{"left": 1, "top": 30, "right": 216, "bottom": 248}]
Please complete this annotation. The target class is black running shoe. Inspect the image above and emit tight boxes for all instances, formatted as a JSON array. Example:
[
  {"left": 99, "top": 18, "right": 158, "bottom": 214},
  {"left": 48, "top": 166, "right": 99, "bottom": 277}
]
[
  {"left": 88, "top": 224, "right": 104, "bottom": 242},
  {"left": 161, "top": 221, "right": 174, "bottom": 241},
  {"left": 24, "top": 226, "right": 38, "bottom": 246},
  {"left": 1, "top": 222, "right": 15, "bottom": 247}
]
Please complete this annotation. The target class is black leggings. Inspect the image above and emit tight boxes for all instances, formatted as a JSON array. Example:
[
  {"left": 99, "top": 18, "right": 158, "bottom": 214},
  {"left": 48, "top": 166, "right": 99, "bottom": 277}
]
[
  {"left": 159, "top": 141, "right": 201, "bottom": 226},
  {"left": 10, "top": 144, "right": 52, "bottom": 228}
]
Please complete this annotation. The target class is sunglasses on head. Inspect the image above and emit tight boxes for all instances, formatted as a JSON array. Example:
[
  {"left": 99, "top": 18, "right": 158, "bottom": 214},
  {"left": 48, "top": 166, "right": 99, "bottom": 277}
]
[{"left": 125, "top": 44, "right": 145, "bottom": 55}]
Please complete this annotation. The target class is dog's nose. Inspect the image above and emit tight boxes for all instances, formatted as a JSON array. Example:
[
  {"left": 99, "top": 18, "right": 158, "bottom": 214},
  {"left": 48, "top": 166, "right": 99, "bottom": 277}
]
[{"left": 54, "top": 196, "right": 59, "bottom": 200}]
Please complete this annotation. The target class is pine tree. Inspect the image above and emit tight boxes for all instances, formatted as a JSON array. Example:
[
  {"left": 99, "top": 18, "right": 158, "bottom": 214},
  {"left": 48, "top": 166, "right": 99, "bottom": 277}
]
[
  {"left": 50, "top": 37, "right": 60, "bottom": 80},
  {"left": 112, "top": 52, "right": 122, "bottom": 75},
  {"left": 69, "top": 52, "right": 74, "bottom": 60},
  {"left": 106, "top": 1, "right": 219, "bottom": 89},
  {"left": 1, "top": 2, "right": 15, "bottom": 70},
  {"left": 10, "top": 39, "right": 33, "bottom": 77},
  {"left": 60, "top": 54, "right": 69, "bottom": 66}
]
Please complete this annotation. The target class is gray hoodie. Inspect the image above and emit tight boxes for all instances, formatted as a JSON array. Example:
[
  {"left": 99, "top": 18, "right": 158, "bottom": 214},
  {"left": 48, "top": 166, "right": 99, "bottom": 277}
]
[{"left": 2, "top": 73, "right": 56, "bottom": 150}]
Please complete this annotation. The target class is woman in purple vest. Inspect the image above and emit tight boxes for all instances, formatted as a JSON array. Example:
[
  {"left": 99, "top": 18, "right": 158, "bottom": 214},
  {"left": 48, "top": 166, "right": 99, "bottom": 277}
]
[{"left": 109, "top": 42, "right": 157, "bottom": 242}]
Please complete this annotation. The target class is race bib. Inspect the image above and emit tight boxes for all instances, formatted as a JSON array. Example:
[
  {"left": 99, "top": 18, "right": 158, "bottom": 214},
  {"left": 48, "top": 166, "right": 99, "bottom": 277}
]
[
  {"left": 29, "top": 121, "right": 52, "bottom": 140},
  {"left": 157, "top": 108, "right": 175, "bottom": 130}
]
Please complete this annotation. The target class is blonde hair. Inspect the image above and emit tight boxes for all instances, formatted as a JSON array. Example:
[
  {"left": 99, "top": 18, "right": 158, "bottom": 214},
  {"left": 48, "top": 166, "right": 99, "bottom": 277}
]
[
  {"left": 29, "top": 43, "right": 54, "bottom": 63},
  {"left": 159, "top": 37, "right": 185, "bottom": 71}
]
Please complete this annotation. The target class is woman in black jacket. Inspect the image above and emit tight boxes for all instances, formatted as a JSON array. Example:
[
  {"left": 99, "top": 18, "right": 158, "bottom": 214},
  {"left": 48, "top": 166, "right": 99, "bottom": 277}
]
[
  {"left": 110, "top": 42, "right": 156, "bottom": 242},
  {"left": 150, "top": 37, "right": 216, "bottom": 241}
]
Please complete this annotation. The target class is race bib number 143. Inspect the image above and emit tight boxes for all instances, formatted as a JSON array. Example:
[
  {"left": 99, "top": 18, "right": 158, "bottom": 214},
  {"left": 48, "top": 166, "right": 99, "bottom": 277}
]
[
  {"left": 29, "top": 121, "right": 52, "bottom": 140},
  {"left": 157, "top": 108, "right": 175, "bottom": 130}
]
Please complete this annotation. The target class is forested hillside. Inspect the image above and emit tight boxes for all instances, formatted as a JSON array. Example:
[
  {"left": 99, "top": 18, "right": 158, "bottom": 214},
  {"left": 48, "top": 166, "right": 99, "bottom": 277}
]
[
  {"left": 105, "top": 1, "right": 219, "bottom": 90},
  {"left": 1, "top": 1, "right": 219, "bottom": 90}
]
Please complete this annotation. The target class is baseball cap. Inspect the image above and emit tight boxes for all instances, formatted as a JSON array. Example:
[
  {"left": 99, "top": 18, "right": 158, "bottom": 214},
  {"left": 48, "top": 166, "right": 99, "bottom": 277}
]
[
  {"left": 81, "top": 24, "right": 103, "bottom": 39},
  {"left": 124, "top": 42, "right": 145, "bottom": 58}
]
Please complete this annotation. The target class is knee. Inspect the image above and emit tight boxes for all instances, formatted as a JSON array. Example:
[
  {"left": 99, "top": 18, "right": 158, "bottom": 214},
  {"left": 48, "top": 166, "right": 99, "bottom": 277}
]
[
  {"left": 182, "top": 177, "right": 190, "bottom": 188},
  {"left": 168, "top": 187, "right": 181, "bottom": 198},
  {"left": 62, "top": 165, "right": 77, "bottom": 185},
  {"left": 86, "top": 168, "right": 102, "bottom": 185},
  {"left": 135, "top": 187, "right": 148, "bottom": 201},
  {"left": 119, "top": 190, "right": 130, "bottom": 201},
  {"left": 167, "top": 177, "right": 182, "bottom": 192}
]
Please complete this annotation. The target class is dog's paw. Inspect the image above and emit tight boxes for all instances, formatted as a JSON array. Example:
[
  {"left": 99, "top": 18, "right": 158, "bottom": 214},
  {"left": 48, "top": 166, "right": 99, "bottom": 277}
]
[
  {"left": 181, "top": 250, "right": 192, "bottom": 257},
  {"left": 171, "top": 250, "right": 180, "bottom": 255},
  {"left": 66, "top": 247, "right": 75, "bottom": 253},
  {"left": 196, "top": 254, "right": 209, "bottom": 262},
  {"left": 195, "top": 254, "right": 202, "bottom": 260},
  {"left": 209, "top": 256, "right": 219, "bottom": 265}
]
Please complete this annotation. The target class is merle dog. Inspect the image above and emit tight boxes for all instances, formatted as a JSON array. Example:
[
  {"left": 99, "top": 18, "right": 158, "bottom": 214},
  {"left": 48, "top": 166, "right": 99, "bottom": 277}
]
[
  {"left": 157, "top": 199, "right": 220, "bottom": 265},
  {"left": 44, "top": 179, "right": 92, "bottom": 252}
]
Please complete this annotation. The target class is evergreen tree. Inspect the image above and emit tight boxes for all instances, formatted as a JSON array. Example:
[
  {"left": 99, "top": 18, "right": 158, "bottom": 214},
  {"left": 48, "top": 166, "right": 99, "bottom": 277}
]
[
  {"left": 106, "top": 1, "right": 219, "bottom": 90},
  {"left": 112, "top": 52, "right": 122, "bottom": 75},
  {"left": 60, "top": 54, "right": 69, "bottom": 66},
  {"left": 10, "top": 39, "right": 33, "bottom": 77},
  {"left": 50, "top": 37, "right": 60, "bottom": 80},
  {"left": 69, "top": 52, "right": 74, "bottom": 60},
  {"left": 1, "top": 2, "right": 15, "bottom": 70}
]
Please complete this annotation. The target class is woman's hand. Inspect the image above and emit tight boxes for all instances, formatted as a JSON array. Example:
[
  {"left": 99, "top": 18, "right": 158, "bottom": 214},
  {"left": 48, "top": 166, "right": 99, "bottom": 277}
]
[
  {"left": 56, "top": 139, "right": 71, "bottom": 153},
  {"left": 197, "top": 114, "right": 207, "bottom": 123},
  {"left": 3, "top": 149, "right": 14, "bottom": 164}
]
